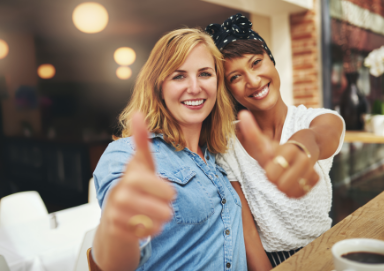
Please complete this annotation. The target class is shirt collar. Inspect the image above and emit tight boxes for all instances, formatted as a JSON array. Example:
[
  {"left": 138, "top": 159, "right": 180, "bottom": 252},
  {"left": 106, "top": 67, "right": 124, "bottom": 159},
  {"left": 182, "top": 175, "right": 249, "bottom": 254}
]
[
  {"left": 149, "top": 133, "right": 164, "bottom": 139},
  {"left": 149, "top": 133, "right": 212, "bottom": 160}
]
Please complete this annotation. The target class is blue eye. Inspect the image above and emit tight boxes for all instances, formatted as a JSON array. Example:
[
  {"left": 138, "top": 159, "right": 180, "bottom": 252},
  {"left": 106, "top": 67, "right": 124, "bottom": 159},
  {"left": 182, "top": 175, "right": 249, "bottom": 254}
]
[
  {"left": 200, "top": 72, "right": 212, "bottom": 77},
  {"left": 173, "top": 74, "right": 184, "bottom": 80}
]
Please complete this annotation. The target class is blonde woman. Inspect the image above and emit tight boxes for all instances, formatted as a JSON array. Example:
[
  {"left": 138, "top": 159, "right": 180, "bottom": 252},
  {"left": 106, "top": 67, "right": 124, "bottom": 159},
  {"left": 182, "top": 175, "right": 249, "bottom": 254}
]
[{"left": 92, "top": 29, "right": 272, "bottom": 271}]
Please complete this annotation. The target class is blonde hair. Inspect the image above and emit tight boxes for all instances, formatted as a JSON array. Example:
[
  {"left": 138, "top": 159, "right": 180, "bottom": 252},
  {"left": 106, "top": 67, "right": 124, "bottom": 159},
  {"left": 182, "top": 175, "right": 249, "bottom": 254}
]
[{"left": 118, "top": 28, "right": 235, "bottom": 154}]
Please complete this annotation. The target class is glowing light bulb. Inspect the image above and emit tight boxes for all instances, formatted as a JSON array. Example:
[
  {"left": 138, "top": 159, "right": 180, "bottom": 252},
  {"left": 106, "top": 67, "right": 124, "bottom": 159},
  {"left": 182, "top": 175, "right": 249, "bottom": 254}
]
[
  {"left": 114, "top": 47, "right": 136, "bottom": 66},
  {"left": 72, "top": 2, "right": 109, "bottom": 33},
  {"left": 37, "top": 64, "right": 56, "bottom": 79},
  {"left": 0, "top": 39, "right": 9, "bottom": 59},
  {"left": 116, "top": 66, "right": 132, "bottom": 80}
]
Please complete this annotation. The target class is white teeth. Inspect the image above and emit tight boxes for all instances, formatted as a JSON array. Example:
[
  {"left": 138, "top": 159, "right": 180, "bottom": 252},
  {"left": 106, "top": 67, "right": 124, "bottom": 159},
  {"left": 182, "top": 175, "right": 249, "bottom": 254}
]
[
  {"left": 253, "top": 85, "right": 269, "bottom": 98},
  {"left": 183, "top": 100, "right": 204, "bottom": 106}
]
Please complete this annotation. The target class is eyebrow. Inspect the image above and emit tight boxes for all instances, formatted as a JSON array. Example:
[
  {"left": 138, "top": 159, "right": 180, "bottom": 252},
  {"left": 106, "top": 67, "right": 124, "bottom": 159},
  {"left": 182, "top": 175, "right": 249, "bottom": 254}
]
[
  {"left": 174, "top": 67, "right": 214, "bottom": 73},
  {"left": 225, "top": 55, "right": 257, "bottom": 78}
]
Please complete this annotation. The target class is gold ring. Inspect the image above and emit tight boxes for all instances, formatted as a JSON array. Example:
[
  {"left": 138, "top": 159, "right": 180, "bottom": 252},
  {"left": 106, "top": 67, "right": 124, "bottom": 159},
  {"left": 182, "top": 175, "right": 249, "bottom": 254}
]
[
  {"left": 128, "top": 214, "right": 153, "bottom": 238},
  {"left": 273, "top": 155, "right": 289, "bottom": 169},
  {"left": 299, "top": 178, "right": 311, "bottom": 193}
]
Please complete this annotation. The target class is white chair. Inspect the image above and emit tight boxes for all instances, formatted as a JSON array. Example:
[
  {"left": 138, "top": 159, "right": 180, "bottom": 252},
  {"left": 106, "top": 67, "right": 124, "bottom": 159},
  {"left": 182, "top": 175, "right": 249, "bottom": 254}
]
[
  {"left": 74, "top": 227, "right": 97, "bottom": 271},
  {"left": 0, "top": 255, "right": 10, "bottom": 271},
  {"left": 0, "top": 191, "right": 48, "bottom": 227},
  {"left": 88, "top": 178, "right": 97, "bottom": 204}
]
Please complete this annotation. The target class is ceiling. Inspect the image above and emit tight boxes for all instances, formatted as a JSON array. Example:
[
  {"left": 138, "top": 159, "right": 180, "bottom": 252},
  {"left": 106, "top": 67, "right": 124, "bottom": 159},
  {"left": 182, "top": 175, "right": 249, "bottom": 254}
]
[
  {"left": 0, "top": 0, "right": 248, "bottom": 83},
  {"left": 0, "top": 0, "right": 248, "bottom": 52}
]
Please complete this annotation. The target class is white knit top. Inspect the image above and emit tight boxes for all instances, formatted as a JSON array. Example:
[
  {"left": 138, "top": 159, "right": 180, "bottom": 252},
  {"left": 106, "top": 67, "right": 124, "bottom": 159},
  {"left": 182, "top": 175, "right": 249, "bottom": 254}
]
[{"left": 216, "top": 105, "right": 345, "bottom": 252}]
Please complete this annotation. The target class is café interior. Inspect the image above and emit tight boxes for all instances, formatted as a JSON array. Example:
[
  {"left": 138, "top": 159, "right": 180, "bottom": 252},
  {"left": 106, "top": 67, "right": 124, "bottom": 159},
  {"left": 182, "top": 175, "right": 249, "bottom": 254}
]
[{"left": 0, "top": 0, "right": 384, "bottom": 270}]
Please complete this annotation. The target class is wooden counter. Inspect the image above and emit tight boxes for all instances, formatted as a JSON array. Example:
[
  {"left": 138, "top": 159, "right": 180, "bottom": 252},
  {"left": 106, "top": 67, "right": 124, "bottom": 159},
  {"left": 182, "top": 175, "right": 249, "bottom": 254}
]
[
  {"left": 273, "top": 191, "right": 384, "bottom": 271},
  {"left": 344, "top": 131, "right": 384, "bottom": 143}
]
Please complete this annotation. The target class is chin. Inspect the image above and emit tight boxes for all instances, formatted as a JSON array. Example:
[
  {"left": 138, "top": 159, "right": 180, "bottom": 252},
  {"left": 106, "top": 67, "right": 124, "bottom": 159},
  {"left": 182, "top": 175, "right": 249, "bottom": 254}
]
[{"left": 245, "top": 97, "right": 278, "bottom": 112}]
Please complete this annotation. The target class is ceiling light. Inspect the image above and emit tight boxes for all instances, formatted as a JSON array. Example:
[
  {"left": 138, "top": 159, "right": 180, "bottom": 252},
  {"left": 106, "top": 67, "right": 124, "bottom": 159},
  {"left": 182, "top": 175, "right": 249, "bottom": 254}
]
[
  {"left": 114, "top": 47, "right": 136, "bottom": 66},
  {"left": 0, "top": 39, "right": 9, "bottom": 59},
  {"left": 116, "top": 67, "right": 132, "bottom": 80},
  {"left": 72, "top": 2, "right": 109, "bottom": 33},
  {"left": 37, "top": 64, "right": 56, "bottom": 79}
]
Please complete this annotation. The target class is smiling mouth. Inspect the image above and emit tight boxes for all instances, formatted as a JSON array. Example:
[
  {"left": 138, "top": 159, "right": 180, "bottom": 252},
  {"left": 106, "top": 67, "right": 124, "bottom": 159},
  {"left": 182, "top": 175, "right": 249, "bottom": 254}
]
[
  {"left": 250, "top": 83, "right": 269, "bottom": 99},
  {"left": 181, "top": 99, "right": 205, "bottom": 106}
]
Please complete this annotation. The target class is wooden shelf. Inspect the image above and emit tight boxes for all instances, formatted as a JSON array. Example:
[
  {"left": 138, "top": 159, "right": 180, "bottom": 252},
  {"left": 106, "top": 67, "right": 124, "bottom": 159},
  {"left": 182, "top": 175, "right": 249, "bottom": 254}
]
[{"left": 344, "top": 131, "right": 384, "bottom": 143}]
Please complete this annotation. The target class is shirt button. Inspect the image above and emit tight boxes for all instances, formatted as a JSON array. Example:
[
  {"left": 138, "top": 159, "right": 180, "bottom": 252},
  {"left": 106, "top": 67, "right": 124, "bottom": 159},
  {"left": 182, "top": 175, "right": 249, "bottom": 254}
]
[
  {"left": 226, "top": 262, "right": 231, "bottom": 268},
  {"left": 206, "top": 156, "right": 210, "bottom": 160},
  {"left": 225, "top": 229, "right": 230, "bottom": 235},
  {"left": 221, "top": 198, "right": 226, "bottom": 204},
  {"left": 215, "top": 174, "right": 218, "bottom": 178}
]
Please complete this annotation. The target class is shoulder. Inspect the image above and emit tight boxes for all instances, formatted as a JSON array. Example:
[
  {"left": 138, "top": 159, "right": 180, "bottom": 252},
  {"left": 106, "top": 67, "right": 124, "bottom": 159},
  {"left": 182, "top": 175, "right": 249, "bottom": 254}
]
[
  {"left": 104, "top": 137, "right": 135, "bottom": 153},
  {"left": 93, "top": 136, "right": 171, "bottom": 207},
  {"left": 217, "top": 136, "right": 242, "bottom": 160},
  {"left": 216, "top": 136, "right": 248, "bottom": 179},
  {"left": 288, "top": 105, "right": 343, "bottom": 128},
  {"left": 93, "top": 138, "right": 135, "bottom": 208}
]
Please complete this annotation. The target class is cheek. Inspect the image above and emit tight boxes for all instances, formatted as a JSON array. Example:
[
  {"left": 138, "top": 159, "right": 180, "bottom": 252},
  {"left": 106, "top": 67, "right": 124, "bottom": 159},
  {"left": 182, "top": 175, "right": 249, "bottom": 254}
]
[
  {"left": 162, "top": 83, "right": 178, "bottom": 103},
  {"left": 205, "top": 79, "right": 218, "bottom": 97},
  {"left": 229, "top": 85, "right": 244, "bottom": 101}
]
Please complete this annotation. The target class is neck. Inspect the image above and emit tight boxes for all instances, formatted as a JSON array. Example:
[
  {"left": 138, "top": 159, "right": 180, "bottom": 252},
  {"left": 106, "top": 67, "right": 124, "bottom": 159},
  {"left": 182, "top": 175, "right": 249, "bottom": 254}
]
[
  {"left": 250, "top": 98, "right": 288, "bottom": 142},
  {"left": 180, "top": 123, "right": 204, "bottom": 155}
]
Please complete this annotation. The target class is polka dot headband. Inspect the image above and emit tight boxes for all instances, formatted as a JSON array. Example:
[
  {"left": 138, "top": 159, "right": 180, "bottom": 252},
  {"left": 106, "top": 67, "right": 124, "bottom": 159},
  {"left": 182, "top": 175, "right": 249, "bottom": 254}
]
[{"left": 205, "top": 13, "right": 275, "bottom": 65}]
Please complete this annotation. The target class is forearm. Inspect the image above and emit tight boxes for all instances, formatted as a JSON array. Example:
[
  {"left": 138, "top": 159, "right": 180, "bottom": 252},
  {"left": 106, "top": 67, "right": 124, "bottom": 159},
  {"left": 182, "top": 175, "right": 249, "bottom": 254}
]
[
  {"left": 243, "top": 225, "right": 272, "bottom": 271},
  {"left": 231, "top": 182, "right": 272, "bottom": 271},
  {"left": 290, "top": 114, "right": 344, "bottom": 160},
  {"left": 93, "top": 223, "right": 141, "bottom": 271},
  {"left": 287, "top": 129, "right": 320, "bottom": 164}
]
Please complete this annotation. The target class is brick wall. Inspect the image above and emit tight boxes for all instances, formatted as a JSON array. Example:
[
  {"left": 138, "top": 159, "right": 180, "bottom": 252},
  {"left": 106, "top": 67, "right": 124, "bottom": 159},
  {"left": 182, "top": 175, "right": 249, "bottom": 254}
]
[
  {"left": 290, "top": 10, "right": 321, "bottom": 108},
  {"left": 347, "top": 0, "right": 384, "bottom": 17}
]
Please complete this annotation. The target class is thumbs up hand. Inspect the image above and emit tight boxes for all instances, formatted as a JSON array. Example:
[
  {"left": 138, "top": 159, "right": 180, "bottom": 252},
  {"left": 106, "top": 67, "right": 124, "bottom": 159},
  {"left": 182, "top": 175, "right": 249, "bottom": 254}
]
[
  {"left": 237, "top": 111, "right": 319, "bottom": 198},
  {"left": 101, "top": 112, "right": 176, "bottom": 242}
]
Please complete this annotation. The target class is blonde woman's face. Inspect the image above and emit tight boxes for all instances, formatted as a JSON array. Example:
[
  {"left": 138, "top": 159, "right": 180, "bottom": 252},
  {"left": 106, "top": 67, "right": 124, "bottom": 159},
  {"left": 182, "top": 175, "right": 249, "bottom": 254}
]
[{"left": 162, "top": 43, "right": 217, "bottom": 132}]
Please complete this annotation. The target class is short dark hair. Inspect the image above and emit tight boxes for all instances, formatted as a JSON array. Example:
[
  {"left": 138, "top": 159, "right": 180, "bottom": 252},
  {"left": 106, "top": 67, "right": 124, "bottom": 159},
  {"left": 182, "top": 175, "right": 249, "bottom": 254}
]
[{"left": 221, "top": 39, "right": 267, "bottom": 59}]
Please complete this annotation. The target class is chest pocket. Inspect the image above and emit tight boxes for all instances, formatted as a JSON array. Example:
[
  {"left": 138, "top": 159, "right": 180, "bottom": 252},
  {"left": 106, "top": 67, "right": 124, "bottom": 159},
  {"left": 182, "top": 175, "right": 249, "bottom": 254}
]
[{"left": 159, "top": 166, "right": 215, "bottom": 225}]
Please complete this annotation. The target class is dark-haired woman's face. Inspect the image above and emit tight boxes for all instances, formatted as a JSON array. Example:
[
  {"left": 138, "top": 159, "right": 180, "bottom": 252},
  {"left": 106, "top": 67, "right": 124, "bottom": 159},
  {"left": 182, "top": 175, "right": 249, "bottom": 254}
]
[{"left": 224, "top": 52, "right": 281, "bottom": 112}]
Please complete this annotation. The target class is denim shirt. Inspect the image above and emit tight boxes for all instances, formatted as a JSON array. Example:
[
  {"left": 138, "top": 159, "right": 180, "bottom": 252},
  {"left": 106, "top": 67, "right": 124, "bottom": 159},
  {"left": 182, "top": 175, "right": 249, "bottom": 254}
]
[{"left": 93, "top": 134, "right": 247, "bottom": 271}]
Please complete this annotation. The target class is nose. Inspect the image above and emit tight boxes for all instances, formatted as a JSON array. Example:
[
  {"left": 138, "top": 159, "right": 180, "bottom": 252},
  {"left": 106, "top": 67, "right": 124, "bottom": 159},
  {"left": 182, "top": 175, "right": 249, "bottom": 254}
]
[
  {"left": 245, "top": 72, "right": 261, "bottom": 90},
  {"left": 187, "top": 76, "right": 201, "bottom": 95}
]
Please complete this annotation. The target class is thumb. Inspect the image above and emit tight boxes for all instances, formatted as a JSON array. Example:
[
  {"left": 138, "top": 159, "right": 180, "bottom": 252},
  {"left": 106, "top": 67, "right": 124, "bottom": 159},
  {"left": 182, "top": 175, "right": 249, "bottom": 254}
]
[
  {"left": 237, "top": 110, "right": 273, "bottom": 165},
  {"left": 131, "top": 111, "right": 155, "bottom": 172}
]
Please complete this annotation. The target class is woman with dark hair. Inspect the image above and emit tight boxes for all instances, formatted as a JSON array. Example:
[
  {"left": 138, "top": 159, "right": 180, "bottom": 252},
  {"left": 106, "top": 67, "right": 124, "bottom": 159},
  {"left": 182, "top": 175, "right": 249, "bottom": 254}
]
[{"left": 206, "top": 14, "right": 345, "bottom": 268}]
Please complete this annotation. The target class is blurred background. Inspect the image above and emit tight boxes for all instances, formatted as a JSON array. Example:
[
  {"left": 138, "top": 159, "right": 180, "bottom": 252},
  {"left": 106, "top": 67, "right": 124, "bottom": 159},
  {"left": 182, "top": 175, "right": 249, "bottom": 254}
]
[{"left": 0, "top": 0, "right": 383, "bottom": 224}]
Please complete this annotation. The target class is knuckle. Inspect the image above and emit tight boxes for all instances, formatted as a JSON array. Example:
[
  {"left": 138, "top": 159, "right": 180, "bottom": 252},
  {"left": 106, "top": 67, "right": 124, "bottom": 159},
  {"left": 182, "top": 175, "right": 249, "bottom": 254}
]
[
  {"left": 112, "top": 189, "right": 129, "bottom": 206},
  {"left": 266, "top": 173, "right": 277, "bottom": 184},
  {"left": 276, "top": 182, "right": 287, "bottom": 193},
  {"left": 298, "top": 152, "right": 308, "bottom": 164},
  {"left": 265, "top": 166, "right": 278, "bottom": 183},
  {"left": 293, "top": 192, "right": 303, "bottom": 199}
]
